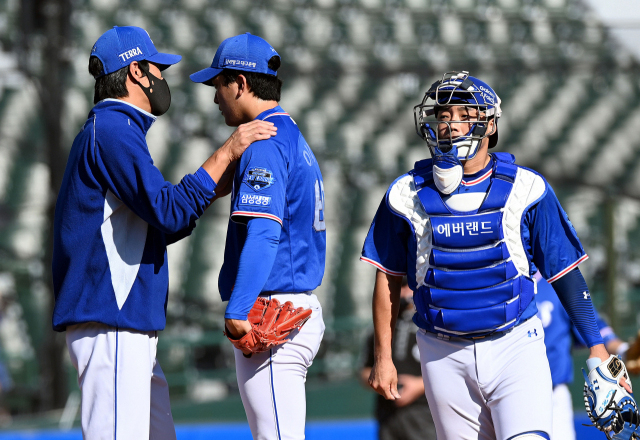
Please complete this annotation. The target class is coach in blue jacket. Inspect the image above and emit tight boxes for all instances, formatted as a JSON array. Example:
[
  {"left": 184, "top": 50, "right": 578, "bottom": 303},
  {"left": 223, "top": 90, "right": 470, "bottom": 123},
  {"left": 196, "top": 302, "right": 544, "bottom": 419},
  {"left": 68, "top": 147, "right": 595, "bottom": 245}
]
[{"left": 51, "top": 26, "right": 276, "bottom": 440}]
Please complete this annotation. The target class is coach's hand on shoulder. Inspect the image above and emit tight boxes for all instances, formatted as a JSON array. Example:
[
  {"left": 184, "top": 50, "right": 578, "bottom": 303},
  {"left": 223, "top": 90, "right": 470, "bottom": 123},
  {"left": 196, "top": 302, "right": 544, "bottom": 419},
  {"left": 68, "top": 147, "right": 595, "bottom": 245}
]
[
  {"left": 202, "top": 121, "right": 276, "bottom": 185},
  {"left": 369, "top": 357, "right": 401, "bottom": 401},
  {"left": 223, "top": 120, "right": 277, "bottom": 161}
]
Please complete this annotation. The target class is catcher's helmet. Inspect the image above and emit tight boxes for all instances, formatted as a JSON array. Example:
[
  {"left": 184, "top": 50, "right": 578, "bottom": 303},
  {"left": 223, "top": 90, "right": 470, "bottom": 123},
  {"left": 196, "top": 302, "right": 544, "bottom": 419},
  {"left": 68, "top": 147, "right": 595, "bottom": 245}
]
[{"left": 414, "top": 71, "right": 502, "bottom": 161}]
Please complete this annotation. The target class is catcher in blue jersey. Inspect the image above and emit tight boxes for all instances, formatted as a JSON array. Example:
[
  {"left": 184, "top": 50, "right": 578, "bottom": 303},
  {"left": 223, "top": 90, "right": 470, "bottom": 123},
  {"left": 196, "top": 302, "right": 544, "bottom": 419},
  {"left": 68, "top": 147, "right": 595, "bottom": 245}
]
[
  {"left": 190, "top": 33, "right": 326, "bottom": 440},
  {"left": 362, "top": 71, "right": 638, "bottom": 440}
]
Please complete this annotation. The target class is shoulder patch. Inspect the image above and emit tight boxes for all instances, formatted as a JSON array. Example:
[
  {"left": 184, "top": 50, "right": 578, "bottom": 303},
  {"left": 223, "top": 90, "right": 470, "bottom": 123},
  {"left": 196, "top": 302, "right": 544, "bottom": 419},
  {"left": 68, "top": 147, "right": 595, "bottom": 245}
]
[
  {"left": 239, "top": 193, "right": 271, "bottom": 206},
  {"left": 244, "top": 167, "right": 275, "bottom": 192}
]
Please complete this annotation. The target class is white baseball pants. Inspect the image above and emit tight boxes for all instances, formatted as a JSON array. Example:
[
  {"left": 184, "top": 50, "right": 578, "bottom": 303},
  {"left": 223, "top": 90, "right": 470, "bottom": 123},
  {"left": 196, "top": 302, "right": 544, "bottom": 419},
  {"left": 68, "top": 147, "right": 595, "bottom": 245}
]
[
  {"left": 417, "top": 316, "right": 553, "bottom": 440},
  {"left": 551, "top": 384, "right": 575, "bottom": 440},
  {"left": 66, "top": 322, "right": 176, "bottom": 440},
  {"left": 234, "top": 293, "right": 325, "bottom": 440}
]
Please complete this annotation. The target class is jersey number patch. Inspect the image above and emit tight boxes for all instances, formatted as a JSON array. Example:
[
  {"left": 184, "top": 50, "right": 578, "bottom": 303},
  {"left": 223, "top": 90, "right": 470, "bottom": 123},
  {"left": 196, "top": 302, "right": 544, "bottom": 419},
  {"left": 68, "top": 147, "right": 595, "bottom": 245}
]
[{"left": 314, "top": 179, "right": 326, "bottom": 232}]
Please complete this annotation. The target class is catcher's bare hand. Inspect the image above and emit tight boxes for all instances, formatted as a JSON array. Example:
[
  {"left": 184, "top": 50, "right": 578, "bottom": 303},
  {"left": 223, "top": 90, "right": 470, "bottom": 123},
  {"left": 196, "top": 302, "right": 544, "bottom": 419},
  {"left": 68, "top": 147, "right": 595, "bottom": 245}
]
[
  {"left": 621, "top": 375, "right": 633, "bottom": 394},
  {"left": 369, "top": 357, "right": 401, "bottom": 401},
  {"left": 222, "top": 120, "right": 277, "bottom": 161}
]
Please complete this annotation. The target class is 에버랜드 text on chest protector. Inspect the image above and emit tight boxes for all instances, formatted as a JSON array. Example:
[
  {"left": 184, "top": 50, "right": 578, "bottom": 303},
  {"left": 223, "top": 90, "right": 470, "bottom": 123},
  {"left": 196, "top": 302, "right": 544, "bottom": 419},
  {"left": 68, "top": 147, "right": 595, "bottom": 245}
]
[{"left": 387, "top": 153, "right": 547, "bottom": 337}]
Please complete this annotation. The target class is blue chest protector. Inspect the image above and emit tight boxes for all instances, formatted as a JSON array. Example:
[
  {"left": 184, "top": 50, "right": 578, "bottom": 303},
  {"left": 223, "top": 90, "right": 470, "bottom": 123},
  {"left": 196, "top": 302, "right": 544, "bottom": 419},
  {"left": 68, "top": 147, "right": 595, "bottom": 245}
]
[{"left": 386, "top": 153, "right": 547, "bottom": 337}]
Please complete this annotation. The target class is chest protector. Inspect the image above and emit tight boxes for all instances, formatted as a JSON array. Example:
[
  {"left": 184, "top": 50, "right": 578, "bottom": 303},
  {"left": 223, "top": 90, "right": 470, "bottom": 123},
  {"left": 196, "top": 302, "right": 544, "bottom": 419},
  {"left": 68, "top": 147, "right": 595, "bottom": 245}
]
[{"left": 387, "top": 153, "right": 547, "bottom": 337}]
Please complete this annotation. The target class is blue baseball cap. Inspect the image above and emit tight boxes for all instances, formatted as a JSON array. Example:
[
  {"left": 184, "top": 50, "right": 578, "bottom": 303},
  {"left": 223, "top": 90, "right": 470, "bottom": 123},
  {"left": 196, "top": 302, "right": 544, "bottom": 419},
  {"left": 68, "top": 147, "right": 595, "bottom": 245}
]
[
  {"left": 91, "top": 26, "right": 182, "bottom": 78},
  {"left": 190, "top": 33, "right": 280, "bottom": 84}
]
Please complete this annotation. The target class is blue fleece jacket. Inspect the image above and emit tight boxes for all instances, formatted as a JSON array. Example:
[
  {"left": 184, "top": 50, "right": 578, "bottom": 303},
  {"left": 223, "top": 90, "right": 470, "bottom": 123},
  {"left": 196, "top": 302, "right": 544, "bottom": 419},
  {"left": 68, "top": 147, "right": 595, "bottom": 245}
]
[{"left": 52, "top": 99, "right": 216, "bottom": 332}]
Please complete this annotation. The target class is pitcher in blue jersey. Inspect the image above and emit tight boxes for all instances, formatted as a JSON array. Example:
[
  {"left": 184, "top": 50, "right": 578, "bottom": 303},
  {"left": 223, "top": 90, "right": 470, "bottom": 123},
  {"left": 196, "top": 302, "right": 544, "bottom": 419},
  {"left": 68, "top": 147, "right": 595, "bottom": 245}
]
[
  {"left": 52, "top": 26, "right": 277, "bottom": 440},
  {"left": 361, "top": 71, "right": 634, "bottom": 440},
  {"left": 191, "top": 33, "right": 326, "bottom": 440}
]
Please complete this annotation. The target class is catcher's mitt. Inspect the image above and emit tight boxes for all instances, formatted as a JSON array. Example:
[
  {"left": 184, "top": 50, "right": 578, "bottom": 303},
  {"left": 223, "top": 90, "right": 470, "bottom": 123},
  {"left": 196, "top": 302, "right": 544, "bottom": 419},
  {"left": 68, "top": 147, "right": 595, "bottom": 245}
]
[
  {"left": 626, "top": 331, "right": 640, "bottom": 375},
  {"left": 225, "top": 297, "right": 312, "bottom": 355},
  {"left": 583, "top": 355, "right": 640, "bottom": 440}
]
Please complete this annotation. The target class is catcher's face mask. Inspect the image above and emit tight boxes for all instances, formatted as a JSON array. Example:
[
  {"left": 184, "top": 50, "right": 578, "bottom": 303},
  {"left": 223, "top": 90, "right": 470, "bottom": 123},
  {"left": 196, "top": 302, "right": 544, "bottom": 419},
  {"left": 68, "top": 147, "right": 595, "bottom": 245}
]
[{"left": 414, "top": 71, "right": 501, "bottom": 195}]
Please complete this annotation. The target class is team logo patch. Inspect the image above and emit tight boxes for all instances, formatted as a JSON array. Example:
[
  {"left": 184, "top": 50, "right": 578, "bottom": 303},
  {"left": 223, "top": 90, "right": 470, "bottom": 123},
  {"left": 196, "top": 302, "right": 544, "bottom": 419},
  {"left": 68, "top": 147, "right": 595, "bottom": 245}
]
[
  {"left": 244, "top": 167, "right": 275, "bottom": 191},
  {"left": 239, "top": 193, "right": 271, "bottom": 206},
  {"left": 608, "top": 357, "right": 623, "bottom": 377}
]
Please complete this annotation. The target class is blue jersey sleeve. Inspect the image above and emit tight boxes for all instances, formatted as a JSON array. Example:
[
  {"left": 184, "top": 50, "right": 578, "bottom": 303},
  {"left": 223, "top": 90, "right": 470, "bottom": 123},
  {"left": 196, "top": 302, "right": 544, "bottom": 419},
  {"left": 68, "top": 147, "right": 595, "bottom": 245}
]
[
  {"left": 95, "top": 120, "right": 216, "bottom": 235},
  {"left": 225, "top": 217, "right": 281, "bottom": 320},
  {"left": 231, "top": 139, "right": 287, "bottom": 226},
  {"left": 361, "top": 195, "right": 410, "bottom": 276},
  {"left": 525, "top": 185, "right": 588, "bottom": 282}
]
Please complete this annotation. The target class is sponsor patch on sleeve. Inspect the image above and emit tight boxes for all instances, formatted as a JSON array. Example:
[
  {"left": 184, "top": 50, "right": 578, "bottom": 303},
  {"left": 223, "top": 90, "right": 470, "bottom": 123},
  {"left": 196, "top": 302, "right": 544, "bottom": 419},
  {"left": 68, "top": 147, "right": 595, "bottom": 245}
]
[{"left": 239, "top": 193, "right": 272, "bottom": 206}]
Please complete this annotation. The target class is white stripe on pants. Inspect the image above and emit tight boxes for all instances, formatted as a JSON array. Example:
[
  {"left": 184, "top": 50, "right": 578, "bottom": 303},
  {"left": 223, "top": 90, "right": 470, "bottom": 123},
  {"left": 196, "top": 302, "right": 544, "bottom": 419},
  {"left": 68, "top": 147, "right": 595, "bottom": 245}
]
[
  {"left": 234, "top": 293, "right": 325, "bottom": 440},
  {"left": 66, "top": 323, "right": 176, "bottom": 440},
  {"left": 416, "top": 316, "right": 553, "bottom": 440}
]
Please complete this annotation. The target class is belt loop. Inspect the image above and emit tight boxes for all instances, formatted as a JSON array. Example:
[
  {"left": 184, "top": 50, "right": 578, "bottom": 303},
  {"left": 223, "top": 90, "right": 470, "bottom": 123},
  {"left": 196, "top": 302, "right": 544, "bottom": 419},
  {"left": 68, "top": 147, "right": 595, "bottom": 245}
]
[{"left": 437, "top": 333, "right": 450, "bottom": 341}]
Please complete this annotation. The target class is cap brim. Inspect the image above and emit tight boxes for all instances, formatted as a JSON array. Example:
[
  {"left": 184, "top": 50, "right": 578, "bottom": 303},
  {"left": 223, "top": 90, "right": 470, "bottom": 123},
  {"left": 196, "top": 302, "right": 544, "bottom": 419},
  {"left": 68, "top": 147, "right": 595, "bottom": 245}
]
[
  {"left": 146, "top": 52, "right": 182, "bottom": 69},
  {"left": 190, "top": 67, "right": 223, "bottom": 84}
]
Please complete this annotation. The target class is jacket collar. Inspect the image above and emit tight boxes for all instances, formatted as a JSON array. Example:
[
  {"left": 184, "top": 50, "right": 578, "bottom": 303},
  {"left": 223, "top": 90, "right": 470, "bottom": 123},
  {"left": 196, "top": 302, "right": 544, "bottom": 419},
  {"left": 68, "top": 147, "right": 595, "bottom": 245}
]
[{"left": 91, "top": 99, "right": 157, "bottom": 134}]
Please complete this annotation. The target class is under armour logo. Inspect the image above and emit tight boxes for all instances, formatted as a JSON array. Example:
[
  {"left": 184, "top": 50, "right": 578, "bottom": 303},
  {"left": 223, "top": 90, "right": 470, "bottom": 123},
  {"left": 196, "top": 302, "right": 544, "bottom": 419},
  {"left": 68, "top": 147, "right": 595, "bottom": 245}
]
[
  {"left": 583, "top": 291, "right": 591, "bottom": 299},
  {"left": 528, "top": 329, "right": 538, "bottom": 338},
  {"left": 593, "top": 379, "right": 600, "bottom": 390}
]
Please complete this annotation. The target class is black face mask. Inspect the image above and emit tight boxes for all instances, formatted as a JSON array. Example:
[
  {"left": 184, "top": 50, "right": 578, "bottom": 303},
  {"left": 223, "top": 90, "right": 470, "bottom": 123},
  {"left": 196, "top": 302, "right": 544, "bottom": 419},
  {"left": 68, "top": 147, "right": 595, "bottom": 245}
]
[{"left": 138, "top": 63, "right": 171, "bottom": 116}]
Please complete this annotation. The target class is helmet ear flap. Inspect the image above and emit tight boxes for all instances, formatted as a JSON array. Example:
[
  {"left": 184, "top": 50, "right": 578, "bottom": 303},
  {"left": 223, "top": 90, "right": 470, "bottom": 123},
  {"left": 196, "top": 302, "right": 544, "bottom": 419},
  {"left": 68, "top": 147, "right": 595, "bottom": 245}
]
[
  {"left": 488, "top": 130, "right": 499, "bottom": 149},
  {"left": 488, "top": 119, "right": 499, "bottom": 149}
]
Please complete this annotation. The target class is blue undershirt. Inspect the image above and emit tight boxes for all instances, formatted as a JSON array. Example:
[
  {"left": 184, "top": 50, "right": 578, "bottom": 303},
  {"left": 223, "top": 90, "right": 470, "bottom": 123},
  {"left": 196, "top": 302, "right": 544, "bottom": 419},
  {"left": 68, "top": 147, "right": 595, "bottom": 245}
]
[{"left": 224, "top": 217, "right": 281, "bottom": 320}]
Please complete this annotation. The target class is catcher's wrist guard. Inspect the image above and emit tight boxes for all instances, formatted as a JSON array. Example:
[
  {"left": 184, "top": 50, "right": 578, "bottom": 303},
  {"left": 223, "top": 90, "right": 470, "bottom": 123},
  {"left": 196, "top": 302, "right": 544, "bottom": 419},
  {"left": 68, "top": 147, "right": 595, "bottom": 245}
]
[
  {"left": 224, "top": 297, "right": 313, "bottom": 355},
  {"left": 583, "top": 355, "right": 640, "bottom": 440}
]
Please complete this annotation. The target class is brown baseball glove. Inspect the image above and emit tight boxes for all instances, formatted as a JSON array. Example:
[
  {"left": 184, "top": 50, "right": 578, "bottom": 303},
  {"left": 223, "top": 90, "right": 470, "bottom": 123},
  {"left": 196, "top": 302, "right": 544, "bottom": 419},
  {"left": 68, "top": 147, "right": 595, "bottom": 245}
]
[
  {"left": 626, "top": 330, "right": 640, "bottom": 375},
  {"left": 225, "top": 297, "right": 313, "bottom": 354}
]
